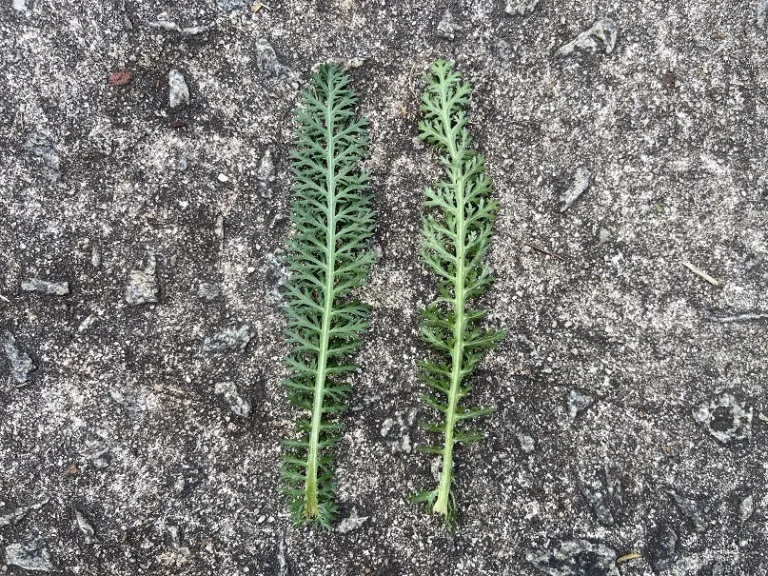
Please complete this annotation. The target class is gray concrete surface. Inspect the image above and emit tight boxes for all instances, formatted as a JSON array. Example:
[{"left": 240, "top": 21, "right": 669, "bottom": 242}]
[{"left": 1, "top": 0, "right": 767, "bottom": 574}]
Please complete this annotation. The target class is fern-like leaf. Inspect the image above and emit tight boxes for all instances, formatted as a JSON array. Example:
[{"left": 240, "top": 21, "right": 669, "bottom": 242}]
[
  {"left": 414, "top": 60, "right": 505, "bottom": 532},
  {"left": 280, "top": 64, "right": 374, "bottom": 529}
]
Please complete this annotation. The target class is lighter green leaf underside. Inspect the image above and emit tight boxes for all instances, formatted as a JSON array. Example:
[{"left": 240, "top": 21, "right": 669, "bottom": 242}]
[{"left": 415, "top": 59, "right": 505, "bottom": 532}]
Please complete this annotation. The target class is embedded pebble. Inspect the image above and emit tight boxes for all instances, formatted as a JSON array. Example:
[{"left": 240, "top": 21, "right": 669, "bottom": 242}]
[
  {"left": 84, "top": 439, "right": 111, "bottom": 469},
  {"left": 692, "top": 394, "right": 752, "bottom": 445},
  {"left": 495, "top": 38, "right": 515, "bottom": 60},
  {"left": 2, "top": 331, "right": 37, "bottom": 384},
  {"left": 256, "top": 38, "right": 286, "bottom": 77},
  {"left": 436, "top": 11, "right": 459, "bottom": 40},
  {"left": 505, "top": 0, "right": 538, "bottom": 15},
  {"left": 337, "top": 511, "right": 369, "bottom": 533},
  {"left": 380, "top": 418, "right": 395, "bottom": 437},
  {"left": 265, "top": 251, "right": 288, "bottom": 305},
  {"left": 517, "top": 433, "right": 535, "bottom": 454},
  {"left": 125, "top": 253, "right": 158, "bottom": 305},
  {"left": 217, "top": 0, "right": 249, "bottom": 11},
  {"left": 560, "top": 167, "right": 591, "bottom": 212},
  {"left": 739, "top": 495, "right": 754, "bottom": 524},
  {"left": 527, "top": 538, "right": 619, "bottom": 576},
  {"left": 198, "top": 282, "right": 221, "bottom": 301},
  {"left": 708, "top": 562, "right": 726, "bottom": 576},
  {"left": 173, "top": 477, "right": 186, "bottom": 495},
  {"left": 21, "top": 278, "right": 69, "bottom": 296},
  {"left": 149, "top": 20, "right": 213, "bottom": 36},
  {"left": 257, "top": 149, "right": 276, "bottom": 198},
  {"left": 12, "top": 0, "right": 30, "bottom": 15},
  {"left": 430, "top": 457, "right": 442, "bottom": 482},
  {"left": 214, "top": 382, "right": 251, "bottom": 417},
  {"left": 567, "top": 390, "right": 593, "bottom": 419},
  {"left": 91, "top": 246, "right": 101, "bottom": 268},
  {"left": 76, "top": 509, "right": 95, "bottom": 539},
  {"left": 5, "top": 542, "right": 55, "bottom": 572},
  {"left": 202, "top": 325, "right": 252, "bottom": 355},
  {"left": 215, "top": 215, "right": 225, "bottom": 238},
  {"left": 168, "top": 69, "right": 190, "bottom": 108},
  {"left": 23, "top": 132, "right": 60, "bottom": 181},
  {"left": 78, "top": 315, "right": 98, "bottom": 333},
  {"left": 557, "top": 19, "right": 618, "bottom": 56}
]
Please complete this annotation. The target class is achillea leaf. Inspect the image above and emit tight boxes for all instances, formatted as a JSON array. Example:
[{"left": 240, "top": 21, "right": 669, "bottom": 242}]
[
  {"left": 280, "top": 64, "right": 374, "bottom": 530},
  {"left": 414, "top": 59, "right": 505, "bottom": 532}
]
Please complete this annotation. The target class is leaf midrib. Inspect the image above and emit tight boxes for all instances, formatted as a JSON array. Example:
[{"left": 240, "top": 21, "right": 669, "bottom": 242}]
[
  {"left": 434, "top": 79, "right": 467, "bottom": 516},
  {"left": 305, "top": 76, "right": 338, "bottom": 520}
]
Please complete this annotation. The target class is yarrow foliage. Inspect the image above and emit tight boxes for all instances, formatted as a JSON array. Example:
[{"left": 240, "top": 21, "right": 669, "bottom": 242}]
[
  {"left": 280, "top": 64, "right": 374, "bottom": 529},
  {"left": 412, "top": 60, "right": 504, "bottom": 531}
]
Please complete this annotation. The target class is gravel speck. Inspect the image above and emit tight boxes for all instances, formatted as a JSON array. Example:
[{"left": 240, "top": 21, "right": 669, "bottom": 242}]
[
  {"left": 649, "top": 524, "right": 679, "bottom": 571},
  {"left": 517, "top": 433, "right": 535, "bottom": 453},
  {"left": 739, "top": 495, "right": 754, "bottom": 524},
  {"left": 202, "top": 325, "right": 252, "bottom": 355},
  {"left": 256, "top": 38, "right": 286, "bottom": 77},
  {"left": 567, "top": 390, "right": 593, "bottom": 419},
  {"left": 560, "top": 167, "right": 591, "bottom": 212},
  {"left": 505, "top": 0, "right": 539, "bottom": 16},
  {"left": 692, "top": 394, "right": 752, "bottom": 445},
  {"left": 21, "top": 279, "right": 70, "bottom": 296},
  {"left": 558, "top": 19, "right": 618, "bottom": 56},
  {"left": 125, "top": 253, "right": 159, "bottom": 305},
  {"left": 527, "top": 538, "right": 619, "bottom": 576},
  {"left": 436, "top": 11, "right": 459, "bottom": 41},
  {"left": 669, "top": 490, "right": 710, "bottom": 533},
  {"left": 197, "top": 282, "right": 221, "bottom": 301},
  {"left": 23, "top": 132, "right": 60, "bottom": 181},
  {"left": 76, "top": 509, "right": 95, "bottom": 539},
  {"left": 11, "top": 0, "right": 30, "bottom": 15},
  {"left": 257, "top": 149, "right": 276, "bottom": 198},
  {"left": 579, "top": 473, "right": 614, "bottom": 526},
  {"left": 168, "top": 69, "right": 190, "bottom": 108},
  {"left": 214, "top": 381, "right": 251, "bottom": 417},
  {"left": 149, "top": 20, "right": 213, "bottom": 37},
  {"left": 337, "top": 511, "right": 369, "bottom": 534},
  {"left": 0, "top": 498, "right": 48, "bottom": 527},
  {"left": 217, "top": 0, "right": 249, "bottom": 11},
  {"left": 5, "top": 542, "right": 55, "bottom": 572},
  {"left": 2, "top": 331, "right": 37, "bottom": 384}
]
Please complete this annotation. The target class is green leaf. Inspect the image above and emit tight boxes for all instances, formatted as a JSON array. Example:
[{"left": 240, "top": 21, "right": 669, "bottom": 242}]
[
  {"left": 280, "top": 64, "right": 375, "bottom": 530},
  {"left": 414, "top": 59, "right": 505, "bottom": 532}
]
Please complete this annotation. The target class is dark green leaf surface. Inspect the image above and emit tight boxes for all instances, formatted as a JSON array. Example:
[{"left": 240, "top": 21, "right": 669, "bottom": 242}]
[{"left": 280, "top": 64, "right": 374, "bottom": 530}]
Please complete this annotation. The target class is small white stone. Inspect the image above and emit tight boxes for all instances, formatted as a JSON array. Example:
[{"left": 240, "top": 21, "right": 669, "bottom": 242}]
[
  {"left": 518, "top": 433, "right": 535, "bottom": 453},
  {"left": 217, "top": 173, "right": 230, "bottom": 182},
  {"left": 739, "top": 495, "right": 754, "bottom": 524},
  {"left": 12, "top": 0, "right": 30, "bottom": 15},
  {"left": 505, "top": 0, "right": 538, "bottom": 16},
  {"left": 168, "top": 69, "right": 190, "bottom": 108},
  {"left": 337, "top": 512, "right": 369, "bottom": 533}
]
